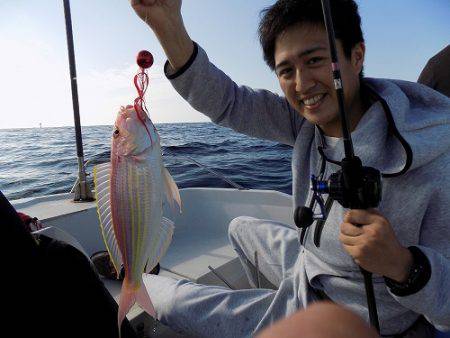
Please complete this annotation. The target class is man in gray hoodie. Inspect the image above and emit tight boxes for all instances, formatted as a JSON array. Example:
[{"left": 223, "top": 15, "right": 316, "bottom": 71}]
[{"left": 130, "top": 0, "right": 450, "bottom": 337}]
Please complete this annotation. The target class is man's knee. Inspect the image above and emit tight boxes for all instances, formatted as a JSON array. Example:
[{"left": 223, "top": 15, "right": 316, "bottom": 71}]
[{"left": 228, "top": 216, "right": 257, "bottom": 242}]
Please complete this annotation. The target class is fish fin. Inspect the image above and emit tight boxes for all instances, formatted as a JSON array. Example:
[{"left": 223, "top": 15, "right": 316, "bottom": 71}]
[
  {"left": 117, "top": 280, "right": 137, "bottom": 338},
  {"left": 145, "top": 217, "right": 175, "bottom": 273},
  {"left": 161, "top": 166, "right": 181, "bottom": 212},
  {"left": 136, "top": 281, "right": 157, "bottom": 318},
  {"left": 118, "top": 279, "right": 156, "bottom": 337},
  {"left": 93, "top": 162, "right": 123, "bottom": 277}
]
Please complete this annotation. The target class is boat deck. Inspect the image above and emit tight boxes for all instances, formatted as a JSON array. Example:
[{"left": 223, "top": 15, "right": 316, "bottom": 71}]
[{"left": 14, "top": 188, "right": 293, "bottom": 337}]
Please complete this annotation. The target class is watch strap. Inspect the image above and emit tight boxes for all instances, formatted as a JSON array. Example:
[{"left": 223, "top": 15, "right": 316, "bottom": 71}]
[{"left": 384, "top": 246, "right": 431, "bottom": 297}]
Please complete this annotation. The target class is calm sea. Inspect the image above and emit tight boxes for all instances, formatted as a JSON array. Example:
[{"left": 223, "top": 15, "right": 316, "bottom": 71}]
[{"left": 0, "top": 123, "right": 292, "bottom": 201}]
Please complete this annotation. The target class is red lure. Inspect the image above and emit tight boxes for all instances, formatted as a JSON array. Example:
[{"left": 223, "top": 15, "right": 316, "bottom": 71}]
[{"left": 133, "top": 50, "right": 155, "bottom": 140}]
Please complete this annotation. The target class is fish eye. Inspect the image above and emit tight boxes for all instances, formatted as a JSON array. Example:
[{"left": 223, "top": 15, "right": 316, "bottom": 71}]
[{"left": 113, "top": 128, "right": 120, "bottom": 137}]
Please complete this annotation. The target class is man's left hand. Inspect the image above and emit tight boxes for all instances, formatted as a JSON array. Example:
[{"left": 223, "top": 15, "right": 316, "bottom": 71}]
[{"left": 339, "top": 209, "right": 413, "bottom": 282}]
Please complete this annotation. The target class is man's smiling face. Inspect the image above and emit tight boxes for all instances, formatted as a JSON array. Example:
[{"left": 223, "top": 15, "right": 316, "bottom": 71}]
[{"left": 274, "top": 23, "right": 365, "bottom": 137}]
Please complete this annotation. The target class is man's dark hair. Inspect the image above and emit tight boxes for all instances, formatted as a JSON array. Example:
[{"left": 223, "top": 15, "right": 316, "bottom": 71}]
[{"left": 259, "top": 0, "right": 364, "bottom": 71}]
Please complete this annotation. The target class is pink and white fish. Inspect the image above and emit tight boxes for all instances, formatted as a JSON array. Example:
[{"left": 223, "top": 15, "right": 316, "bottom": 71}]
[{"left": 93, "top": 105, "right": 181, "bottom": 334}]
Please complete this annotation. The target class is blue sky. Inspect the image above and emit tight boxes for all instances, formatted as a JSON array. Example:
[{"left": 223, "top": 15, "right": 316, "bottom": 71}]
[{"left": 0, "top": 0, "right": 448, "bottom": 128}]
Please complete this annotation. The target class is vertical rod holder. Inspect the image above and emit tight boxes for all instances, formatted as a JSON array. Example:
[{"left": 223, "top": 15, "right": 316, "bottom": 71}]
[{"left": 62, "top": 0, "right": 94, "bottom": 202}]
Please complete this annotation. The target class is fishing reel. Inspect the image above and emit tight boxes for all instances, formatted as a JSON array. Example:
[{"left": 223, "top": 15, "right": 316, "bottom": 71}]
[
  {"left": 295, "top": 157, "right": 382, "bottom": 231},
  {"left": 318, "top": 157, "right": 382, "bottom": 209}
]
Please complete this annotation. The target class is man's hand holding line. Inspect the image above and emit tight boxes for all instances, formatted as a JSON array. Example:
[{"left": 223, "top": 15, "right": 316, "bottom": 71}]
[{"left": 129, "top": 0, "right": 194, "bottom": 71}]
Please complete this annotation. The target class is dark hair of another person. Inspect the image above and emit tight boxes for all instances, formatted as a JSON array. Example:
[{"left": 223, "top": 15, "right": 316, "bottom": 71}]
[{"left": 259, "top": 0, "right": 364, "bottom": 76}]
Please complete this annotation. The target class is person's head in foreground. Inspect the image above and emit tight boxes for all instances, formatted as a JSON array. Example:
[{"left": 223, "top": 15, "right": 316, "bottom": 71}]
[{"left": 257, "top": 302, "right": 380, "bottom": 338}]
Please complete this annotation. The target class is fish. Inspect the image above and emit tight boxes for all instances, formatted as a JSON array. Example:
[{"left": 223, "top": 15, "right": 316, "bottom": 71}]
[{"left": 93, "top": 105, "right": 181, "bottom": 334}]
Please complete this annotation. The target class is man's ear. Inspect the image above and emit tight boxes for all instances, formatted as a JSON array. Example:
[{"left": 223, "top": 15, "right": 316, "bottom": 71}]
[{"left": 352, "top": 42, "right": 365, "bottom": 74}]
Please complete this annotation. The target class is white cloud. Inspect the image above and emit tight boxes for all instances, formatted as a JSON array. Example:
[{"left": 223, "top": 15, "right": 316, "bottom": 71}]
[
  {"left": 0, "top": 35, "right": 208, "bottom": 129},
  {"left": 77, "top": 62, "right": 202, "bottom": 126},
  {"left": 0, "top": 36, "right": 72, "bottom": 129}
]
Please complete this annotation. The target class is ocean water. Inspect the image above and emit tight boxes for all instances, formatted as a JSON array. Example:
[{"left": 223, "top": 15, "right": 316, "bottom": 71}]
[{"left": 0, "top": 123, "right": 292, "bottom": 201}]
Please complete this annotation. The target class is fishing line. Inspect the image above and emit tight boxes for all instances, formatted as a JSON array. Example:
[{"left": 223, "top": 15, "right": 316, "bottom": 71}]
[{"left": 133, "top": 50, "right": 154, "bottom": 141}]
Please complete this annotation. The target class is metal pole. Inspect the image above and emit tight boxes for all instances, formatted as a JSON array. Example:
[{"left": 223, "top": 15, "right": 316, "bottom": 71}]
[
  {"left": 207, "top": 265, "right": 236, "bottom": 290},
  {"left": 62, "top": 0, "right": 94, "bottom": 202},
  {"left": 254, "top": 251, "right": 261, "bottom": 288}
]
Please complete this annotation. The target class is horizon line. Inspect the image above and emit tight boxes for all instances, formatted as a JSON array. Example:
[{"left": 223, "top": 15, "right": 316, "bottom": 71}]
[{"left": 0, "top": 121, "right": 214, "bottom": 131}]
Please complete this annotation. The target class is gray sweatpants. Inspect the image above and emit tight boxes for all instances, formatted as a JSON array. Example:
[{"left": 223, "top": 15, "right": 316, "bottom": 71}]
[
  {"left": 228, "top": 216, "right": 299, "bottom": 289},
  {"left": 143, "top": 216, "right": 316, "bottom": 338}
]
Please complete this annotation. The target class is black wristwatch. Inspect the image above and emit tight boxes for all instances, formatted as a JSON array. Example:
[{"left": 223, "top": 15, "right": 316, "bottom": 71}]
[{"left": 384, "top": 246, "right": 432, "bottom": 297}]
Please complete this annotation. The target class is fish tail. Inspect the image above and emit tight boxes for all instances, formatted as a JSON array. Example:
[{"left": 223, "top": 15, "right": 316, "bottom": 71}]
[
  {"left": 117, "top": 279, "right": 137, "bottom": 338},
  {"left": 136, "top": 277, "right": 157, "bottom": 318},
  {"left": 117, "top": 278, "right": 157, "bottom": 337}
]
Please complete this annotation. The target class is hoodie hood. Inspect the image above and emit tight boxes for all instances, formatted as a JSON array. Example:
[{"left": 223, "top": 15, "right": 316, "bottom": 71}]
[{"left": 317, "top": 78, "right": 450, "bottom": 176}]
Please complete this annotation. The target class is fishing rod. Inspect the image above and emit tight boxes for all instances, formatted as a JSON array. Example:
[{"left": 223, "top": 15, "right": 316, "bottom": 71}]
[
  {"left": 295, "top": 0, "right": 383, "bottom": 332},
  {"left": 320, "top": 0, "right": 381, "bottom": 331},
  {"left": 162, "top": 152, "right": 246, "bottom": 190}
]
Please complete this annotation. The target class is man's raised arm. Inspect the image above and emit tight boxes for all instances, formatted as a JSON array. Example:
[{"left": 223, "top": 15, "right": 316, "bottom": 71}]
[{"left": 129, "top": 0, "right": 302, "bottom": 146}]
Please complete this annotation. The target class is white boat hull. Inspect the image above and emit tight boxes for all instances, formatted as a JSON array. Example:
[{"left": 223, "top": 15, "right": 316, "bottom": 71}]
[{"left": 13, "top": 187, "right": 293, "bottom": 337}]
